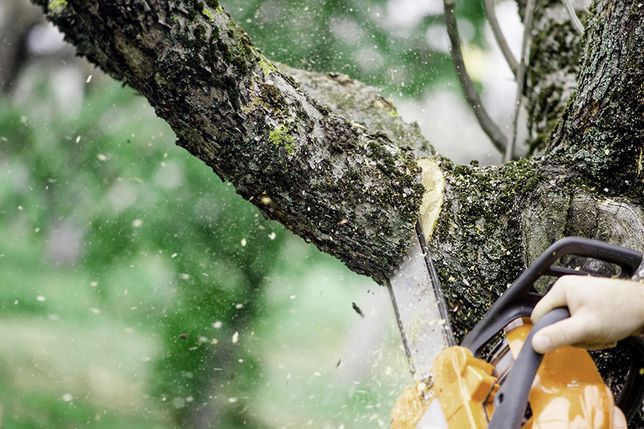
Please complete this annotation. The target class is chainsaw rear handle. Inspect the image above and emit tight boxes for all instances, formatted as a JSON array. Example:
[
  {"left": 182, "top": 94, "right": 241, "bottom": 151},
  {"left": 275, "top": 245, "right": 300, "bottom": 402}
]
[
  {"left": 488, "top": 307, "right": 569, "bottom": 429},
  {"left": 617, "top": 335, "right": 644, "bottom": 423},
  {"left": 488, "top": 308, "right": 644, "bottom": 428},
  {"left": 462, "top": 237, "right": 642, "bottom": 356},
  {"left": 461, "top": 237, "right": 644, "bottom": 427}
]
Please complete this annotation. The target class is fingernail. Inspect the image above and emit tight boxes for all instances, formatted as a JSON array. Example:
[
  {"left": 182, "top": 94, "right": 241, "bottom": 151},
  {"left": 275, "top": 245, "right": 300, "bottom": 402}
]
[{"left": 532, "top": 334, "right": 551, "bottom": 354}]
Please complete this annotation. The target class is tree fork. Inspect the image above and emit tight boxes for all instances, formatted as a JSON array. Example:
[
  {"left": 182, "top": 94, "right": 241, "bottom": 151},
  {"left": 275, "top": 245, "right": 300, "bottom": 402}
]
[
  {"left": 32, "top": 0, "right": 644, "bottom": 306},
  {"left": 548, "top": 1, "right": 644, "bottom": 200}
]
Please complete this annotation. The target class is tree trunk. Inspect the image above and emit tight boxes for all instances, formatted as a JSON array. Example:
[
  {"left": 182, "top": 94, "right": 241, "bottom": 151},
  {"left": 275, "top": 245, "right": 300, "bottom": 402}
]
[{"left": 32, "top": 0, "right": 644, "bottom": 424}]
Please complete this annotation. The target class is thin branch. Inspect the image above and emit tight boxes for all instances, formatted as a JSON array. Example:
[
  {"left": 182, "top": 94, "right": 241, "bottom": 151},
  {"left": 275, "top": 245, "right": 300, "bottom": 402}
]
[
  {"left": 506, "top": 0, "right": 536, "bottom": 162},
  {"left": 562, "top": 0, "right": 584, "bottom": 34},
  {"left": 483, "top": 0, "right": 518, "bottom": 76},
  {"left": 442, "top": 0, "right": 508, "bottom": 154}
]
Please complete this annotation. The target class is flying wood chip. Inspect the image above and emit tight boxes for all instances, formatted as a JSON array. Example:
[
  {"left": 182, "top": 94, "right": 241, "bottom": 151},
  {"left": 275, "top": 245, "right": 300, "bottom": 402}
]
[{"left": 351, "top": 302, "right": 364, "bottom": 318}]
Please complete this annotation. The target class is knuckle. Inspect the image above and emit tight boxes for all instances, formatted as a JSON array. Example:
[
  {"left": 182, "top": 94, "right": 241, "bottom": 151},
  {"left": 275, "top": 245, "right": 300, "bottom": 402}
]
[{"left": 556, "top": 275, "right": 574, "bottom": 287}]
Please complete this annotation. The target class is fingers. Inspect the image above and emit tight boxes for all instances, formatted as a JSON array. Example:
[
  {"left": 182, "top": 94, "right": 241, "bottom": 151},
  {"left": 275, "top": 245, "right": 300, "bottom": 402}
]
[
  {"left": 580, "top": 341, "right": 617, "bottom": 351},
  {"left": 612, "top": 406, "right": 628, "bottom": 429},
  {"left": 531, "top": 277, "right": 644, "bottom": 352},
  {"left": 531, "top": 279, "right": 569, "bottom": 324},
  {"left": 531, "top": 315, "right": 590, "bottom": 354}
]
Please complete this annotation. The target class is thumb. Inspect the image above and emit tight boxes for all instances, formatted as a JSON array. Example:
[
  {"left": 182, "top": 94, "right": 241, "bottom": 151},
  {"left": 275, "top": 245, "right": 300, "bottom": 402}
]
[{"left": 531, "top": 316, "right": 589, "bottom": 354}]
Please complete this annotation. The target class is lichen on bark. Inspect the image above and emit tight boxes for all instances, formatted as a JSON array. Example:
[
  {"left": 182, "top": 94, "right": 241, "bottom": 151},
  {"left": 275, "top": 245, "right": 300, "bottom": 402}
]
[
  {"left": 547, "top": 1, "right": 644, "bottom": 203},
  {"left": 428, "top": 159, "right": 544, "bottom": 340},
  {"left": 525, "top": 0, "right": 583, "bottom": 154},
  {"left": 32, "top": 0, "right": 429, "bottom": 283}
]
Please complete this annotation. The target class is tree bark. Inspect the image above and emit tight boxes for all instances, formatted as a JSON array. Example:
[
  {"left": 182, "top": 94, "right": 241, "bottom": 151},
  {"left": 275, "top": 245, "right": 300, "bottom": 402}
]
[
  {"left": 32, "top": 0, "right": 434, "bottom": 284},
  {"left": 525, "top": 0, "right": 583, "bottom": 153},
  {"left": 31, "top": 0, "right": 644, "bottom": 424},
  {"left": 548, "top": 1, "right": 644, "bottom": 198}
]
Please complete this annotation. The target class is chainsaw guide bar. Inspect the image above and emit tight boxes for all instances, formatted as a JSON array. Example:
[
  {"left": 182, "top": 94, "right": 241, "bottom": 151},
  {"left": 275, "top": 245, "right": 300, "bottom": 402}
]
[{"left": 386, "top": 223, "right": 454, "bottom": 380}]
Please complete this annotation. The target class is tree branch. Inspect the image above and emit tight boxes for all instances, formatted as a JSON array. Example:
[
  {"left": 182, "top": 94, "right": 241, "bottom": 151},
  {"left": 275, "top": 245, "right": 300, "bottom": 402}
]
[
  {"left": 506, "top": 0, "right": 536, "bottom": 162},
  {"left": 483, "top": 0, "right": 518, "bottom": 76},
  {"left": 523, "top": 0, "right": 582, "bottom": 154},
  {"left": 31, "top": 0, "right": 432, "bottom": 283},
  {"left": 284, "top": 66, "right": 434, "bottom": 159},
  {"left": 31, "top": 0, "right": 643, "bottom": 298},
  {"left": 561, "top": 0, "right": 584, "bottom": 34},
  {"left": 442, "top": 0, "right": 508, "bottom": 154},
  {"left": 27, "top": 3, "right": 644, "bottom": 422}
]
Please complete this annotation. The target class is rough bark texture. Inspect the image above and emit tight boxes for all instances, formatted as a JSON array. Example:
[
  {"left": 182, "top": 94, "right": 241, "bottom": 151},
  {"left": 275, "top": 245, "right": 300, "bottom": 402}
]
[
  {"left": 525, "top": 0, "right": 583, "bottom": 153},
  {"left": 525, "top": 1, "right": 643, "bottom": 204},
  {"left": 33, "top": 0, "right": 428, "bottom": 284},
  {"left": 548, "top": 1, "right": 644, "bottom": 201},
  {"left": 31, "top": 0, "right": 644, "bottom": 425}
]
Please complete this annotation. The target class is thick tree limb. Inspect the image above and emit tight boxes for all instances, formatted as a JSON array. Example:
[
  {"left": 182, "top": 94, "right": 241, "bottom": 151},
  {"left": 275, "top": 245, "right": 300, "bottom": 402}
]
[
  {"left": 284, "top": 66, "right": 434, "bottom": 159},
  {"left": 524, "top": 1, "right": 583, "bottom": 154},
  {"left": 33, "top": 0, "right": 434, "bottom": 283},
  {"left": 524, "top": 1, "right": 642, "bottom": 204},
  {"left": 32, "top": 0, "right": 644, "bottom": 320},
  {"left": 429, "top": 160, "right": 644, "bottom": 339},
  {"left": 32, "top": 0, "right": 643, "bottom": 308}
]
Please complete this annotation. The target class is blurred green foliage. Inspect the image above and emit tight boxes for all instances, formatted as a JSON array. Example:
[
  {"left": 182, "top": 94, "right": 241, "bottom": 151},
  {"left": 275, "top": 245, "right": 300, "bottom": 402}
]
[
  {"left": 0, "top": 70, "right": 408, "bottom": 429},
  {"left": 0, "top": 73, "right": 293, "bottom": 427},
  {"left": 223, "top": 0, "right": 486, "bottom": 97}
]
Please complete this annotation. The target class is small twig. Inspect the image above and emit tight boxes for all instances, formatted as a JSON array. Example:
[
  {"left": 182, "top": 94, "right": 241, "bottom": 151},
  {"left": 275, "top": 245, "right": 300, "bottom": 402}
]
[
  {"left": 483, "top": 0, "right": 518, "bottom": 75},
  {"left": 442, "top": 0, "right": 508, "bottom": 154},
  {"left": 506, "top": 0, "right": 536, "bottom": 162},
  {"left": 562, "top": 0, "right": 584, "bottom": 34}
]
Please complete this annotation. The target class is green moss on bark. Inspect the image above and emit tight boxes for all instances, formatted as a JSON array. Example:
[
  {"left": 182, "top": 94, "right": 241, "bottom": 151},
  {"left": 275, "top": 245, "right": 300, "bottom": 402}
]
[
  {"left": 526, "top": 4, "right": 583, "bottom": 154},
  {"left": 430, "top": 159, "right": 544, "bottom": 340},
  {"left": 47, "top": 0, "right": 67, "bottom": 15},
  {"left": 268, "top": 125, "right": 295, "bottom": 154},
  {"left": 258, "top": 56, "right": 277, "bottom": 77},
  {"left": 547, "top": 2, "right": 643, "bottom": 204},
  {"left": 29, "top": 0, "right": 426, "bottom": 282}
]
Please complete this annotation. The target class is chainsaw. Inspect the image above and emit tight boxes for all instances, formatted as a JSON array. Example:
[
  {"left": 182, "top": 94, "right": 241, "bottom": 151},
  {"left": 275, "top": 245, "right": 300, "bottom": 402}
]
[{"left": 388, "top": 233, "right": 644, "bottom": 429}]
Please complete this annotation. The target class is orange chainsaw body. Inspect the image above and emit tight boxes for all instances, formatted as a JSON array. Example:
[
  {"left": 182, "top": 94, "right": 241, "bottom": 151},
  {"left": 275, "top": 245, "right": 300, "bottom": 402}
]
[
  {"left": 424, "top": 322, "right": 616, "bottom": 429},
  {"left": 391, "top": 238, "right": 643, "bottom": 429}
]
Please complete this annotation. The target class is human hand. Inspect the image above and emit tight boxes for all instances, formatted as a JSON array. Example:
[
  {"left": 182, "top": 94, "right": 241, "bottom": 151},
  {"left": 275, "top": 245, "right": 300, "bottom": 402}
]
[{"left": 530, "top": 276, "right": 644, "bottom": 354}]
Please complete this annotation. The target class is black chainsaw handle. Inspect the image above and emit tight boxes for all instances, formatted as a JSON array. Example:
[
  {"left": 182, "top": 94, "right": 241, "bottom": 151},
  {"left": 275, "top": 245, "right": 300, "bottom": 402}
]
[
  {"left": 488, "top": 308, "right": 644, "bottom": 429},
  {"left": 462, "top": 237, "right": 642, "bottom": 356},
  {"left": 488, "top": 308, "right": 569, "bottom": 429},
  {"left": 618, "top": 335, "right": 644, "bottom": 423}
]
